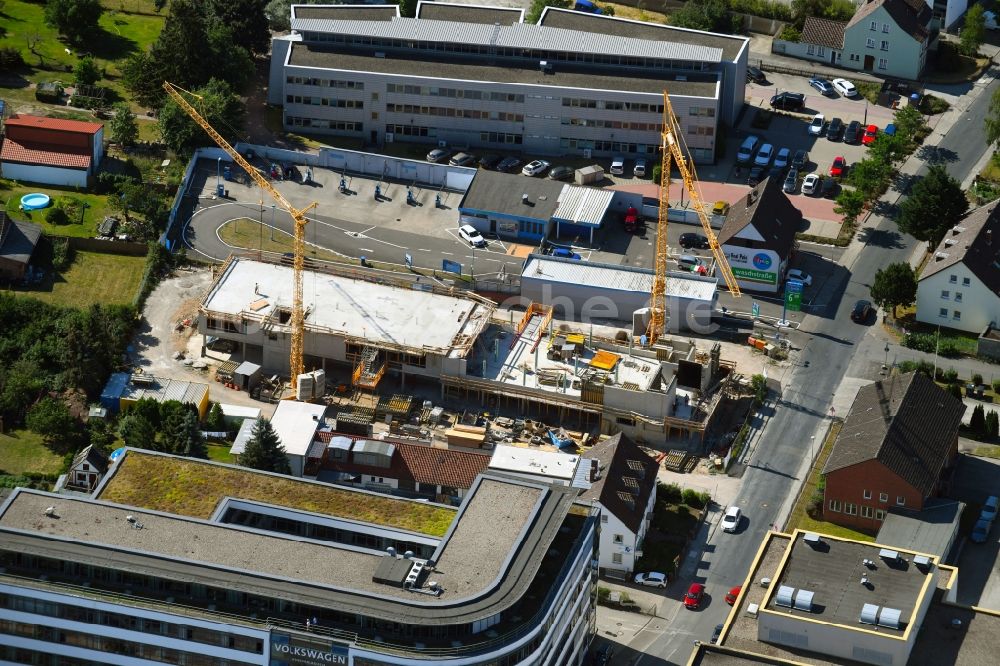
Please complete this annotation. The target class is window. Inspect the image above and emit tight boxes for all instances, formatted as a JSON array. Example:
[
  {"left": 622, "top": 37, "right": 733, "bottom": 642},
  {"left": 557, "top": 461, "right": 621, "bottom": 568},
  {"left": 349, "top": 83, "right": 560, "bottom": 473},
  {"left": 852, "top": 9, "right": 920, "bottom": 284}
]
[
  {"left": 881, "top": 40, "right": 889, "bottom": 51},
  {"left": 863, "top": 489, "right": 872, "bottom": 499},
  {"left": 867, "top": 38, "right": 876, "bottom": 48},
  {"left": 955, "top": 292, "right": 963, "bottom": 302},
  {"left": 601, "top": 513, "right": 608, "bottom": 523},
  {"left": 850, "top": 53, "right": 860, "bottom": 62},
  {"left": 941, "top": 290, "right": 950, "bottom": 299},
  {"left": 878, "top": 58, "right": 888, "bottom": 70},
  {"left": 876, "top": 509, "right": 886, "bottom": 521},
  {"left": 861, "top": 506, "right": 874, "bottom": 518},
  {"left": 370, "top": 92, "right": 378, "bottom": 101},
  {"left": 829, "top": 499, "right": 842, "bottom": 512},
  {"left": 954, "top": 310, "right": 962, "bottom": 320},
  {"left": 807, "top": 45, "right": 815, "bottom": 55},
  {"left": 612, "top": 553, "right": 623, "bottom": 564},
  {"left": 613, "top": 534, "right": 624, "bottom": 544},
  {"left": 896, "top": 496, "right": 906, "bottom": 506},
  {"left": 870, "top": 20, "right": 878, "bottom": 30},
  {"left": 939, "top": 308, "right": 948, "bottom": 318},
  {"left": 950, "top": 274, "right": 957, "bottom": 283},
  {"left": 963, "top": 277, "right": 971, "bottom": 286},
  {"left": 845, "top": 503, "right": 858, "bottom": 515},
  {"left": 818, "top": 46, "right": 826, "bottom": 57},
  {"left": 616, "top": 416, "right": 636, "bottom": 426},
  {"left": 883, "top": 23, "right": 890, "bottom": 32},
  {"left": 880, "top": 492, "right": 888, "bottom": 502}
]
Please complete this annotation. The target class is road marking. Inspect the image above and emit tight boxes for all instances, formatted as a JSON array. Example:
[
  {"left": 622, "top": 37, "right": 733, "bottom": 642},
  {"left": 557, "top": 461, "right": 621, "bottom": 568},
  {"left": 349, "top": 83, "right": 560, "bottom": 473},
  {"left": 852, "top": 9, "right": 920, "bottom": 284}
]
[
  {"left": 358, "top": 248, "right": 374, "bottom": 252},
  {"left": 418, "top": 248, "right": 431, "bottom": 251},
  {"left": 441, "top": 251, "right": 453, "bottom": 255}
]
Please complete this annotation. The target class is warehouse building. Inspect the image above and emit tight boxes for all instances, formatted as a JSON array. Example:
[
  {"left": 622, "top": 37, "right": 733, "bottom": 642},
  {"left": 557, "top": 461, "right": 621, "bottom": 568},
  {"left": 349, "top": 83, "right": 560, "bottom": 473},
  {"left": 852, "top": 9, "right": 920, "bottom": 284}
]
[
  {"left": 0, "top": 449, "right": 598, "bottom": 665},
  {"left": 268, "top": 3, "right": 749, "bottom": 163}
]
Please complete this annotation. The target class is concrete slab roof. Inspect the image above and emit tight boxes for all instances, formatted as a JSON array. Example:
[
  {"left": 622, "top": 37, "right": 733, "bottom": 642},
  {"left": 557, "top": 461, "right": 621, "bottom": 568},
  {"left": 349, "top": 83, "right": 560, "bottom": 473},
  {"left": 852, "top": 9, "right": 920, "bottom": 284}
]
[
  {"left": 489, "top": 445, "right": 581, "bottom": 481},
  {"left": 876, "top": 499, "right": 964, "bottom": 560},
  {"left": 459, "top": 170, "right": 563, "bottom": 221},
  {"left": 201, "top": 257, "right": 492, "bottom": 357},
  {"left": 286, "top": 45, "right": 721, "bottom": 98},
  {"left": 416, "top": 1, "right": 523, "bottom": 25},
  {"left": 270, "top": 400, "right": 327, "bottom": 457}
]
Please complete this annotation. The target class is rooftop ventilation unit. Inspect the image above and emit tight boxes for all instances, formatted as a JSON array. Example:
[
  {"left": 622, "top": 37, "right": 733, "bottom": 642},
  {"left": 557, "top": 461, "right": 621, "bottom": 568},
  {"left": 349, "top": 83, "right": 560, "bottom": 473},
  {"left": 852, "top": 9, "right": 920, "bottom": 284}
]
[
  {"left": 913, "top": 554, "right": 932, "bottom": 571},
  {"left": 793, "top": 589, "right": 814, "bottom": 612},
  {"left": 878, "top": 607, "right": 902, "bottom": 629},
  {"left": 860, "top": 603, "right": 880, "bottom": 625},
  {"left": 44, "top": 506, "right": 56, "bottom": 517},
  {"left": 803, "top": 532, "right": 821, "bottom": 545},
  {"left": 878, "top": 548, "right": 900, "bottom": 563},
  {"left": 760, "top": 577, "right": 771, "bottom": 588},
  {"left": 775, "top": 585, "right": 795, "bottom": 608},
  {"left": 746, "top": 603, "right": 759, "bottom": 617},
  {"left": 386, "top": 547, "right": 396, "bottom": 557}
]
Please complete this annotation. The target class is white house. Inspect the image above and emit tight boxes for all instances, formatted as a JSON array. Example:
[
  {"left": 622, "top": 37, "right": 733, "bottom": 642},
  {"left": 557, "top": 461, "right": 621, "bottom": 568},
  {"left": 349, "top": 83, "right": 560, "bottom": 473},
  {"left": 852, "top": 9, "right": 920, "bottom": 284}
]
[
  {"left": 916, "top": 202, "right": 1000, "bottom": 335},
  {"left": 580, "top": 434, "right": 659, "bottom": 578},
  {"left": 0, "top": 115, "right": 104, "bottom": 187},
  {"left": 269, "top": 400, "right": 328, "bottom": 476}
]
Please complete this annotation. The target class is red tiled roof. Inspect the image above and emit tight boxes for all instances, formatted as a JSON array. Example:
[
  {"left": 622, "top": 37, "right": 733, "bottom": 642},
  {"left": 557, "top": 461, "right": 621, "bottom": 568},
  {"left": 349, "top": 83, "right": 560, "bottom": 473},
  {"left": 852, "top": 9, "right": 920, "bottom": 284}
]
[
  {"left": 0, "top": 138, "right": 91, "bottom": 170},
  {"left": 5, "top": 114, "right": 103, "bottom": 134}
]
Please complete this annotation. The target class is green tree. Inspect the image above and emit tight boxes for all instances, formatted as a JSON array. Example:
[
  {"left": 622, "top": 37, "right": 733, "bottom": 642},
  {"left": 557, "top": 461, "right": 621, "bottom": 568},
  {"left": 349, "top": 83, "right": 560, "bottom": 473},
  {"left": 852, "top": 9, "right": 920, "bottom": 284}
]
[
  {"left": 26, "top": 397, "right": 75, "bottom": 443},
  {"left": 960, "top": 4, "right": 986, "bottom": 57},
  {"left": 526, "top": 0, "right": 571, "bottom": 23},
  {"left": 750, "top": 374, "right": 767, "bottom": 405},
  {"left": 240, "top": 417, "right": 291, "bottom": 474},
  {"left": 45, "top": 0, "right": 103, "bottom": 44},
  {"left": 894, "top": 104, "right": 925, "bottom": 142},
  {"left": 206, "top": 0, "right": 271, "bottom": 54},
  {"left": 834, "top": 187, "right": 865, "bottom": 225},
  {"left": 74, "top": 55, "right": 100, "bottom": 86},
  {"left": 869, "top": 262, "right": 917, "bottom": 318},
  {"left": 160, "top": 403, "right": 206, "bottom": 457},
  {"left": 399, "top": 0, "right": 418, "bottom": 18},
  {"left": 157, "top": 78, "right": 245, "bottom": 153},
  {"left": 898, "top": 165, "right": 969, "bottom": 248},
  {"left": 987, "top": 410, "right": 999, "bottom": 439},
  {"left": 848, "top": 158, "right": 893, "bottom": 203},
  {"left": 670, "top": 0, "right": 739, "bottom": 33},
  {"left": 86, "top": 418, "right": 116, "bottom": 455},
  {"left": 46, "top": 206, "right": 69, "bottom": 226},
  {"left": 118, "top": 412, "right": 156, "bottom": 449},
  {"left": 204, "top": 401, "right": 226, "bottom": 431},
  {"left": 109, "top": 102, "right": 138, "bottom": 146},
  {"left": 130, "top": 397, "right": 164, "bottom": 429},
  {"left": 971, "top": 403, "right": 987, "bottom": 436},
  {"left": 985, "top": 87, "right": 1000, "bottom": 148}
]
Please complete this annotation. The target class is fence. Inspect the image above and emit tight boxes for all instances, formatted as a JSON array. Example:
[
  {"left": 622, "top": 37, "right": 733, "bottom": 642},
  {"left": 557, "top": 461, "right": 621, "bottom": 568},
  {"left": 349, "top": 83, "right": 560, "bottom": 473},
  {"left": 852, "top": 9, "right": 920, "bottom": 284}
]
[
  {"left": 62, "top": 236, "right": 148, "bottom": 256},
  {"left": 160, "top": 147, "right": 231, "bottom": 249}
]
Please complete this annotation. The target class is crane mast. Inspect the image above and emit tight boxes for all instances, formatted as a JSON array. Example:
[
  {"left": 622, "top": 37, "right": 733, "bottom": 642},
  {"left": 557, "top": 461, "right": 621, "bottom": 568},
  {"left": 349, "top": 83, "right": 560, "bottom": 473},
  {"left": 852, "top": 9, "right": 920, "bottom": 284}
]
[
  {"left": 648, "top": 91, "right": 742, "bottom": 345},
  {"left": 162, "top": 82, "right": 316, "bottom": 394}
]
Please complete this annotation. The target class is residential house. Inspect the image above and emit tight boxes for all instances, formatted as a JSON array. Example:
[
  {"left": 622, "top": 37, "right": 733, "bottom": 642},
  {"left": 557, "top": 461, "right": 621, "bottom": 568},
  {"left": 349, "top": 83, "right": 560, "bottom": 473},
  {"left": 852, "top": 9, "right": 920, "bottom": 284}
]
[
  {"left": 916, "top": 202, "right": 1000, "bottom": 335},
  {"left": 823, "top": 371, "right": 965, "bottom": 532},
  {"left": 65, "top": 445, "right": 109, "bottom": 492},
  {"left": 717, "top": 176, "right": 801, "bottom": 295},
  {"left": 0, "top": 114, "right": 104, "bottom": 187},
  {"left": 0, "top": 212, "right": 41, "bottom": 283},
  {"left": 580, "top": 433, "right": 659, "bottom": 577},
  {"left": 773, "top": 0, "right": 934, "bottom": 80}
]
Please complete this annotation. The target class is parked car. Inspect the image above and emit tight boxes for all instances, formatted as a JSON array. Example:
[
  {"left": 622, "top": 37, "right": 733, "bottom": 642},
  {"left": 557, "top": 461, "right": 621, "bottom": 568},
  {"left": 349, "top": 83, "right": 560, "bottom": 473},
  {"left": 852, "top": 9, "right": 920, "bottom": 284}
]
[
  {"left": 787, "top": 269, "right": 812, "bottom": 286},
  {"left": 496, "top": 156, "right": 522, "bottom": 172},
  {"left": 972, "top": 519, "right": 992, "bottom": 544},
  {"left": 809, "top": 77, "right": 835, "bottom": 96},
  {"left": 773, "top": 147, "right": 791, "bottom": 169},
  {"left": 829, "top": 156, "right": 847, "bottom": 178},
  {"left": 792, "top": 149, "right": 809, "bottom": 170},
  {"left": 426, "top": 147, "right": 451, "bottom": 163},
  {"left": 747, "top": 166, "right": 765, "bottom": 187},
  {"left": 851, "top": 299, "right": 873, "bottom": 323},
  {"left": 862, "top": 124, "right": 879, "bottom": 146},
  {"left": 827, "top": 117, "right": 844, "bottom": 141},
  {"left": 832, "top": 78, "right": 858, "bottom": 97},
  {"left": 592, "top": 643, "right": 614, "bottom": 665},
  {"left": 844, "top": 120, "right": 862, "bottom": 144},
  {"left": 821, "top": 176, "right": 838, "bottom": 198},
  {"left": 458, "top": 224, "right": 487, "bottom": 248},
  {"left": 679, "top": 233, "right": 710, "bottom": 249},
  {"left": 981, "top": 496, "right": 999, "bottom": 523},
  {"left": 712, "top": 201, "right": 730, "bottom": 216},
  {"left": 746, "top": 66, "right": 767, "bottom": 84},
  {"left": 610, "top": 156, "right": 625, "bottom": 175},
  {"left": 521, "top": 159, "right": 551, "bottom": 176},
  {"left": 448, "top": 152, "right": 476, "bottom": 167},
  {"left": 801, "top": 173, "right": 820, "bottom": 195},
  {"left": 548, "top": 165, "right": 574, "bottom": 180},
  {"left": 677, "top": 255, "right": 705, "bottom": 271},
  {"left": 478, "top": 153, "right": 501, "bottom": 170},
  {"left": 551, "top": 247, "right": 582, "bottom": 260},
  {"left": 725, "top": 586, "right": 742, "bottom": 605},
  {"left": 711, "top": 623, "right": 724, "bottom": 644},
  {"left": 808, "top": 114, "right": 825, "bottom": 136},
  {"left": 770, "top": 91, "right": 806, "bottom": 111},
  {"left": 736, "top": 135, "right": 761, "bottom": 164},
  {"left": 722, "top": 506, "right": 742, "bottom": 532},
  {"left": 684, "top": 582, "right": 706, "bottom": 609},
  {"left": 754, "top": 143, "right": 774, "bottom": 167},
  {"left": 634, "top": 571, "right": 668, "bottom": 588},
  {"left": 783, "top": 168, "right": 798, "bottom": 193},
  {"left": 634, "top": 158, "right": 647, "bottom": 178}
]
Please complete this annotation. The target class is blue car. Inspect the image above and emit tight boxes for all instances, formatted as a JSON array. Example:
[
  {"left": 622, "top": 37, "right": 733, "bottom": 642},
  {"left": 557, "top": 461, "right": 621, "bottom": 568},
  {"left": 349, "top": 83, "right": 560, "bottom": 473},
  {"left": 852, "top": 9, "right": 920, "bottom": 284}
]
[
  {"left": 552, "top": 247, "right": 582, "bottom": 260},
  {"left": 972, "top": 519, "right": 992, "bottom": 544}
]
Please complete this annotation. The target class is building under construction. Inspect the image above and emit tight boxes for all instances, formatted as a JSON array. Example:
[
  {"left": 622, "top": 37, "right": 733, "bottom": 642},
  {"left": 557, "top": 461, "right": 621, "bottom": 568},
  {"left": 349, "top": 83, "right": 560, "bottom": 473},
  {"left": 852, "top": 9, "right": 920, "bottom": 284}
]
[{"left": 199, "top": 256, "right": 733, "bottom": 442}]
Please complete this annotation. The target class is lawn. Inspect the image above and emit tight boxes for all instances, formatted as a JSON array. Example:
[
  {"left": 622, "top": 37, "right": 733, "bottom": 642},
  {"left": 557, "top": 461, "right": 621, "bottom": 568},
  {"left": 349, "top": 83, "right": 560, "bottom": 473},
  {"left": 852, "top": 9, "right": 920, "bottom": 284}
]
[
  {"left": 13, "top": 250, "right": 146, "bottom": 309},
  {"left": 786, "top": 421, "right": 876, "bottom": 543},
  {"left": 0, "top": 429, "right": 66, "bottom": 476},
  {"left": 2, "top": 180, "right": 113, "bottom": 238},
  {"left": 973, "top": 445, "right": 1000, "bottom": 459},
  {"left": 219, "top": 218, "right": 346, "bottom": 263},
  {"left": 206, "top": 442, "right": 235, "bottom": 464},
  {"left": 98, "top": 450, "right": 457, "bottom": 536}
]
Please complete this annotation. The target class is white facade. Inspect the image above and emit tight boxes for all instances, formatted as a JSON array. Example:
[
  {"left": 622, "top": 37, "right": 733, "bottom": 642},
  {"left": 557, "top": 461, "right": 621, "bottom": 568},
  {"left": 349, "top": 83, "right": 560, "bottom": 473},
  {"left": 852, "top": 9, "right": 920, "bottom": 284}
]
[
  {"left": 0, "top": 162, "right": 88, "bottom": 188},
  {"left": 916, "top": 262, "right": 995, "bottom": 334},
  {"left": 596, "top": 488, "right": 656, "bottom": 576}
]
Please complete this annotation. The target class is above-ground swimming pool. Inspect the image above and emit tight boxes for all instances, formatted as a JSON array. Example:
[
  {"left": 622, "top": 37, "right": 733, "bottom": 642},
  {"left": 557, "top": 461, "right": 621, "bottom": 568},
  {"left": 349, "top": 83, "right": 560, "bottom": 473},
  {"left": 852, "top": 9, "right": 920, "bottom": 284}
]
[{"left": 20, "top": 193, "right": 51, "bottom": 211}]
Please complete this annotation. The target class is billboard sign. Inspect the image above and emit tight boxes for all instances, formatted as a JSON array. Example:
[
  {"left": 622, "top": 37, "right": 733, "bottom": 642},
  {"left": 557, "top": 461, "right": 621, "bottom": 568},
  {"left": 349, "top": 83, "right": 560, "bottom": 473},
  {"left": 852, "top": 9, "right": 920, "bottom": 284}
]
[
  {"left": 723, "top": 247, "right": 780, "bottom": 285},
  {"left": 442, "top": 259, "right": 463, "bottom": 275},
  {"left": 270, "top": 633, "right": 349, "bottom": 665}
]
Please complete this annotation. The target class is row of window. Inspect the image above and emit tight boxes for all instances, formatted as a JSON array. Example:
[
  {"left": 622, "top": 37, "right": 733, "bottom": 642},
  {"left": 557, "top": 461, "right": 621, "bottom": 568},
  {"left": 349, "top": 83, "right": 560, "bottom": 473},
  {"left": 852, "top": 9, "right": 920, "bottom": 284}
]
[
  {"left": 939, "top": 308, "right": 962, "bottom": 321},
  {"left": 950, "top": 274, "right": 972, "bottom": 285},
  {"left": 561, "top": 117, "right": 663, "bottom": 131},
  {"left": 869, "top": 21, "right": 891, "bottom": 33},
  {"left": 286, "top": 95, "right": 364, "bottom": 108},
  {"left": 941, "top": 290, "right": 963, "bottom": 302},
  {"left": 558, "top": 138, "right": 659, "bottom": 154},
  {"left": 288, "top": 117, "right": 362, "bottom": 132},
  {"left": 861, "top": 490, "right": 906, "bottom": 504},
  {"left": 387, "top": 83, "right": 525, "bottom": 103},
  {"left": 385, "top": 103, "right": 523, "bottom": 122},
  {"left": 561, "top": 98, "right": 666, "bottom": 114},
  {"left": 286, "top": 76, "right": 364, "bottom": 89},
  {"left": 865, "top": 38, "right": 891, "bottom": 51},
  {"left": 827, "top": 501, "right": 887, "bottom": 521},
  {"left": 806, "top": 45, "right": 827, "bottom": 57},
  {"left": 846, "top": 53, "right": 889, "bottom": 70}
]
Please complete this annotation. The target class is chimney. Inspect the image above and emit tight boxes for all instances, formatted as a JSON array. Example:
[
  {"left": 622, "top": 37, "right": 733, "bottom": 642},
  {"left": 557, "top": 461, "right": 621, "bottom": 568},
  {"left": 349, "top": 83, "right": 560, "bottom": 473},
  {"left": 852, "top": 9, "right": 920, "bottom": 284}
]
[
  {"left": 987, "top": 229, "right": 993, "bottom": 245},
  {"left": 589, "top": 459, "right": 600, "bottom": 482}
]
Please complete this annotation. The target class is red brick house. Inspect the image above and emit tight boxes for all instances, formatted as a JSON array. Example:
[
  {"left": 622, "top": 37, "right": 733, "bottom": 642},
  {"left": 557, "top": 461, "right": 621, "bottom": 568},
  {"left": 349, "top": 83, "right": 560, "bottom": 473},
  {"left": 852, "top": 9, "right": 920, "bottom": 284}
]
[
  {"left": 823, "top": 371, "right": 965, "bottom": 532},
  {"left": 1, "top": 114, "right": 104, "bottom": 187}
]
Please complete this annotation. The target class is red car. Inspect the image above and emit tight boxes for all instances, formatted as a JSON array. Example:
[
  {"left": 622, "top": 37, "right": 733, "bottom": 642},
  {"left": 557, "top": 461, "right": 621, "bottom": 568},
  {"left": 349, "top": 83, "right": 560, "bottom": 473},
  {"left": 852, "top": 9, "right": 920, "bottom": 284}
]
[
  {"left": 829, "top": 156, "right": 846, "bottom": 178},
  {"left": 684, "top": 582, "right": 705, "bottom": 610},
  {"left": 862, "top": 124, "right": 878, "bottom": 146},
  {"left": 725, "top": 586, "right": 742, "bottom": 605}
]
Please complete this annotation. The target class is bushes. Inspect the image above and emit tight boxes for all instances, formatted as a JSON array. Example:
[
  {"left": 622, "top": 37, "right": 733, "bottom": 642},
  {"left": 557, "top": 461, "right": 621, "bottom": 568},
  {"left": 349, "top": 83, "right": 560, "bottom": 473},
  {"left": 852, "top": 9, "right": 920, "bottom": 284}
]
[
  {"left": 897, "top": 359, "right": 936, "bottom": 378},
  {"left": 45, "top": 206, "right": 70, "bottom": 226},
  {"left": 920, "top": 94, "right": 951, "bottom": 116},
  {"left": 902, "top": 332, "right": 960, "bottom": 357},
  {"left": 0, "top": 46, "right": 25, "bottom": 72},
  {"left": 682, "top": 488, "right": 711, "bottom": 509},
  {"left": 777, "top": 25, "right": 801, "bottom": 42},
  {"left": 51, "top": 238, "right": 74, "bottom": 272},
  {"left": 657, "top": 481, "right": 683, "bottom": 504}
]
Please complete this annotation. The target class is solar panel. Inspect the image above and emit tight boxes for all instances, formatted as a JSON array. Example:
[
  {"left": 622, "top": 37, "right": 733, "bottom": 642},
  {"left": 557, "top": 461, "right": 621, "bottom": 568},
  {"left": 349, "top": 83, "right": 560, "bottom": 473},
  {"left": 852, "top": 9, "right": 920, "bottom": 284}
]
[
  {"left": 793, "top": 589, "right": 814, "bottom": 612},
  {"left": 878, "top": 607, "right": 902, "bottom": 629},
  {"left": 775, "top": 585, "right": 795, "bottom": 608},
  {"left": 860, "top": 603, "right": 880, "bottom": 625}
]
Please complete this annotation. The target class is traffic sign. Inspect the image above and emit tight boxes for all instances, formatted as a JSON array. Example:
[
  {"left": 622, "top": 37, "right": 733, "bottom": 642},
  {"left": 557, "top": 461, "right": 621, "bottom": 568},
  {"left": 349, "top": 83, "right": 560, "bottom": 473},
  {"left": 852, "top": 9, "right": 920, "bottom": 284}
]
[
  {"left": 785, "top": 280, "right": 803, "bottom": 312},
  {"left": 752, "top": 302, "right": 760, "bottom": 319}
]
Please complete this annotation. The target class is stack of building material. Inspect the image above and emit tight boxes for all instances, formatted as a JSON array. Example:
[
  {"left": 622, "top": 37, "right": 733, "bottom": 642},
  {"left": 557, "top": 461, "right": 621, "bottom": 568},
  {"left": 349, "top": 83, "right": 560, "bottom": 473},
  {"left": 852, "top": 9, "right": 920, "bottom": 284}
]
[
  {"left": 446, "top": 423, "right": 487, "bottom": 448},
  {"left": 335, "top": 408, "right": 375, "bottom": 437},
  {"left": 376, "top": 394, "right": 412, "bottom": 421}
]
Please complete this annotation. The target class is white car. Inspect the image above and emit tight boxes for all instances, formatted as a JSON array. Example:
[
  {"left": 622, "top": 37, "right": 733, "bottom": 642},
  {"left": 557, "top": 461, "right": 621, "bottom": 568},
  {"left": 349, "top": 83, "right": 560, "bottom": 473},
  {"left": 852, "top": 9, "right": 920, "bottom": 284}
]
[
  {"left": 521, "top": 159, "right": 550, "bottom": 176},
  {"left": 786, "top": 269, "right": 813, "bottom": 287},
  {"left": 721, "top": 506, "right": 742, "bottom": 533},
  {"left": 832, "top": 78, "right": 858, "bottom": 98},
  {"left": 753, "top": 143, "right": 774, "bottom": 167},
  {"left": 458, "top": 224, "right": 487, "bottom": 248},
  {"left": 773, "top": 147, "right": 791, "bottom": 169},
  {"left": 634, "top": 572, "right": 668, "bottom": 588},
  {"left": 808, "top": 114, "right": 825, "bottom": 136},
  {"left": 610, "top": 156, "right": 625, "bottom": 175},
  {"left": 801, "top": 173, "right": 820, "bottom": 195}
]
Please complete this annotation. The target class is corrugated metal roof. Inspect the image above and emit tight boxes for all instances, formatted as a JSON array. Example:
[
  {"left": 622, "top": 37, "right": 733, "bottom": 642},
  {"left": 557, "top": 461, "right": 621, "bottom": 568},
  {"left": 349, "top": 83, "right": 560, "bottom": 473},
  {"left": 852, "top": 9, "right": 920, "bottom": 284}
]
[
  {"left": 554, "top": 185, "right": 614, "bottom": 227},
  {"left": 291, "top": 17, "right": 723, "bottom": 63},
  {"left": 521, "top": 255, "right": 718, "bottom": 301},
  {"left": 230, "top": 419, "right": 256, "bottom": 456},
  {"left": 354, "top": 439, "right": 396, "bottom": 457}
]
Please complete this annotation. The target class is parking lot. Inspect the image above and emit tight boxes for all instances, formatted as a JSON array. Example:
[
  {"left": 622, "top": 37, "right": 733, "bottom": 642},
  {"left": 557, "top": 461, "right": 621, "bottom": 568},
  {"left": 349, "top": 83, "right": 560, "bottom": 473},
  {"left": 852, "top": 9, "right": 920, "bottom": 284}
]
[{"left": 950, "top": 455, "right": 1000, "bottom": 611}]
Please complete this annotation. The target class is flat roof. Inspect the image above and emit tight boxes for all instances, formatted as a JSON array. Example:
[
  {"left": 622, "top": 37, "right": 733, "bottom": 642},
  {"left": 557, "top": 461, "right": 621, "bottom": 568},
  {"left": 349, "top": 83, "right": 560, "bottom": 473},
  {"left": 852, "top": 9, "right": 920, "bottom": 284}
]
[
  {"left": 522, "top": 254, "right": 719, "bottom": 302},
  {"left": 292, "top": 5, "right": 399, "bottom": 21},
  {"left": 489, "top": 445, "right": 580, "bottom": 480},
  {"left": 219, "top": 403, "right": 261, "bottom": 419},
  {"left": 876, "top": 499, "right": 964, "bottom": 560},
  {"left": 270, "top": 400, "right": 326, "bottom": 457},
  {"left": 416, "top": 1, "right": 523, "bottom": 25},
  {"left": 287, "top": 45, "right": 721, "bottom": 97},
  {"left": 460, "top": 170, "right": 563, "bottom": 221},
  {"left": 202, "top": 257, "right": 492, "bottom": 357},
  {"left": 765, "top": 531, "right": 936, "bottom": 637}
]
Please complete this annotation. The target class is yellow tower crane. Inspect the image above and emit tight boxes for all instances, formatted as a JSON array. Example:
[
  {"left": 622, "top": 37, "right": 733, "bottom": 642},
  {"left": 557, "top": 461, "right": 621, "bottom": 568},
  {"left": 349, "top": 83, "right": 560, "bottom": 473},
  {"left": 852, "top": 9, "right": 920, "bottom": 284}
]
[
  {"left": 648, "top": 91, "right": 741, "bottom": 345},
  {"left": 162, "top": 82, "right": 316, "bottom": 395}
]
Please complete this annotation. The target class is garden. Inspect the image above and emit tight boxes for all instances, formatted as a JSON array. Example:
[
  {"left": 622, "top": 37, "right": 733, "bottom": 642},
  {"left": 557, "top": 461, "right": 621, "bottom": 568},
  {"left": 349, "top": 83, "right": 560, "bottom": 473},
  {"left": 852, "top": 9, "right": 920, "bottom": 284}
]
[{"left": 634, "top": 482, "right": 711, "bottom": 578}]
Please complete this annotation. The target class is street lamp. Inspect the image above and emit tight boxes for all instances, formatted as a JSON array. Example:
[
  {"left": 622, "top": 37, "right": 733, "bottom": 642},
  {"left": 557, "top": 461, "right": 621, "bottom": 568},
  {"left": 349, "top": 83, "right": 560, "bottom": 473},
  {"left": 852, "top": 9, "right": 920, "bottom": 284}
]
[
  {"left": 883, "top": 343, "right": 889, "bottom": 373},
  {"left": 216, "top": 157, "right": 221, "bottom": 196},
  {"left": 270, "top": 204, "right": 276, "bottom": 242}
]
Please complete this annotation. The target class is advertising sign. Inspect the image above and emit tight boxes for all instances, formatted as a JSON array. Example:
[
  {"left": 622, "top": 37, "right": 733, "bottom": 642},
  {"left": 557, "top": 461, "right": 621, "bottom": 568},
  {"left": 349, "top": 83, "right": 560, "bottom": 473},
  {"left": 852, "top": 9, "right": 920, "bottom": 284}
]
[
  {"left": 270, "top": 633, "right": 349, "bottom": 666},
  {"left": 724, "top": 247, "right": 780, "bottom": 286},
  {"left": 442, "top": 259, "right": 463, "bottom": 275},
  {"left": 785, "top": 280, "right": 803, "bottom": 312}
]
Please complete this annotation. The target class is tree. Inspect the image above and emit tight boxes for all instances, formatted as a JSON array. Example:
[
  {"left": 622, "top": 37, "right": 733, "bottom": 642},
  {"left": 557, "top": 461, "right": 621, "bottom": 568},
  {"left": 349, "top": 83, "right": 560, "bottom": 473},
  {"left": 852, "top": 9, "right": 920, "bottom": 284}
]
[
  {"left": 833, "top": 187, "right": 865, "bottom": 225},
  {"left": 526, "top": 0, "right": 570, "bottom": 23},
  {"left": 894, "top": 104, "right": 925, "bottom": 142},
  {"left": 987, "top": 410, "right": 999, "bottom": 439},
  {"left": 26, "top": 397, "right": 75, "bottom": 443},
  {"left": 204, "top": 401, "right": 226, "bottom": 431},
  {"left": 240, "top": 417, "right": 291, "bottom": 474},
  {"left": 44, "top": 0, "right": 103, "bottom": 44},
  {"left": 206, "top": 0, "right": 271, "bottom": 55},
  {"left": 986, "top": 87, "right": 1000, "bottom": 148},
  {"left": 118, "top": 412, "right": 156, "bottom": 449},
  {"left": 898, "top": 165, "right": 969, "bottom": 248},
  {"left": 74, "top": 55, "right": 100, "bottom": 86},
  {"left": 158, "top": 78, "right": 245, "bottom": 153},
  {"left": 109, "top": 102, "right": 138, "bottom": 146},
  {"left": 670, "top": 0, "right": 739, "bottom": 33},
  {"left": 960, "top": 4, "right": 986, "bottom": 57},
  {"left": 971, "top": 403, "right": 987, "bottom": 436},
  {"left": 160, "top": 404, "right": 206, "bottom": 457},
  {"left": 869, "top": 262, "right": 917, "bottom": 318},
  {"left": 848, "top": 158, "right": 893, "bottom": 204}
]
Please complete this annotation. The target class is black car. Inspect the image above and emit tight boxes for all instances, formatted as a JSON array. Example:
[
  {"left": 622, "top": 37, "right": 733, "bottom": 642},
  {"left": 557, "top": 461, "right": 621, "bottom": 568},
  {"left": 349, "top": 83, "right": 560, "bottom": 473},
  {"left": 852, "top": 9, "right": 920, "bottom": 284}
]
[
  {"left": 592, "top": 643, "right": 614, "bottom": 665},
  {"left": 747, "top": 166, "right": 765, "bottom": 187},
  {"left": 679, "top": 233, "right": 710, "bottom": 249},
  {"left": 851, "top": 299, "right": 873, "bottom": 323},
  {"left": 827, "top": 117, "right": 844, "bottom": 141},
  {"left": 746, "top": 66, "right": 767, "bottom": 84},
  {"left": 844, "top": 120, "right": 862, "bottom": 144},
  {"left": 496, "top": 156, "right": 522, "bottom": 173},
  {"left": 769, "top": 91, "right": 806, "bottom": 111},
  {"left": 821, "top": 177, "right": 838, "bottom": 198},
  {"left": 548, "top": 165, "right": 575, "bottom": 181},
  {"left": 478, "top": 154, "right": 501, "bottom": 170},
  {"left": 792, "top": 149, "right": 808, "bottom": 170},
  {"left": 711, "top": 623, "right": 724, "bottom": 645}
]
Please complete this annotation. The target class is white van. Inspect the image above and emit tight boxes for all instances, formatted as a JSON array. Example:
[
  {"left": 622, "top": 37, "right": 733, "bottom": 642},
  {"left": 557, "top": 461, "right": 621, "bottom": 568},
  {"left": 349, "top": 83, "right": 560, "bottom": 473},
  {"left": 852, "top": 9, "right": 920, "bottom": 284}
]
[
  {"left": 634, "top": 158, "right": 647, "bottom": 178},
  {"left": 736, "top": 135, "right": 760, "bottom": 164},
  {"left": 610, "top": 156, "right": 625, "bottom": 175}
]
